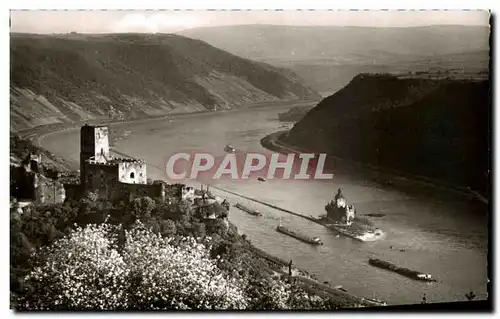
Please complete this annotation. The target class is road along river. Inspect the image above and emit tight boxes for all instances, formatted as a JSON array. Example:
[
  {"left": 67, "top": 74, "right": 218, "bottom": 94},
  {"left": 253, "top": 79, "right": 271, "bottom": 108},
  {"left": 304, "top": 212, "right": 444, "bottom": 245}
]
[{"left": 39, "top": 102, "right": 489, "bottom": 305}]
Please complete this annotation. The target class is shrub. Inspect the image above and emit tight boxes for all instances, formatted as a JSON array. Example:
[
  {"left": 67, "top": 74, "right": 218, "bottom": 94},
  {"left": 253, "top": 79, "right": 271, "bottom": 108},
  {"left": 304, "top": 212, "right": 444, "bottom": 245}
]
[{"left": 131, "top": 196, "right": 155, "bottom": 220}]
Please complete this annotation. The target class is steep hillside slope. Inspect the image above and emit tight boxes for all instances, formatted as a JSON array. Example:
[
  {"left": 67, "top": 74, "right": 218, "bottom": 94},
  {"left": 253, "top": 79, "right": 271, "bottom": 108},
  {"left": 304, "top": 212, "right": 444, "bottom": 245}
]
[
  {"left": 179, "top": 25, "right": 490, "bottom": 95},
  {"left": 10, "top": 33, "right": 319, "bottom": 131},
  {"left": 285, "top": 74, "right": 490, "bottom": 195}
]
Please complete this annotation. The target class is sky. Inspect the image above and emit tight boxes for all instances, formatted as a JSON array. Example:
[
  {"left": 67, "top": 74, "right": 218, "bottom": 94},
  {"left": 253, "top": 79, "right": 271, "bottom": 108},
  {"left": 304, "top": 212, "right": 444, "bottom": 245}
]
[{"left": 10, "top": 10, "right": 490, "bottom": 34}]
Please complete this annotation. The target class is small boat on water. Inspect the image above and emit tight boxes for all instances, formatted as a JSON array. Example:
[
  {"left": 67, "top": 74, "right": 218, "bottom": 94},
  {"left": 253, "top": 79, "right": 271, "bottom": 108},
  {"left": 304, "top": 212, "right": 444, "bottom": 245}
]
[
  {"left": 368, "top": 257, "right": 436, "bottom": 282},
  {"left": 224, "top": 145, "right": 236, "bottom": 153},
  {"left": 257, "top": 177, "right": 267, "bottom": 182},
  {"left": 234, "top": 203, "right": 262, "bottom": 216},
  {"left": 276, "top": 223, "right": 323, "bottom": 245}
]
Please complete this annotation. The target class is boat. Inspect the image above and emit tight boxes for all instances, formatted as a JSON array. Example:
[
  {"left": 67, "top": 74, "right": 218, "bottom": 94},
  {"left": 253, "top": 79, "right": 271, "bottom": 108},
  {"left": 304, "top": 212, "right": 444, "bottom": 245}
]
[
  {"left": 224, "top": 145, "right": 236, "bottom": 153},
  {"left": 368, "top": 258, "right": 437, "bottom": 282},
  {"left": 257, "top": 177, "right": 267, "bottom": 182},
  {"left": 234, "top": 203, "right": 262, "bottom": 216},
  {"left": 332, "top": 224, "right": 385, "bottom": 242},
  {"left": 276, "top": 223, "right": 323, "bottom": 245}
]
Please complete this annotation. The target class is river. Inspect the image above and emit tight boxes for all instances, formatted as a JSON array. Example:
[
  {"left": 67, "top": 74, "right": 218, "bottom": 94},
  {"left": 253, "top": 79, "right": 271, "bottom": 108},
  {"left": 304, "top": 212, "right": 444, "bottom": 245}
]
[{"left": 39, "top": 102, "right": 489, "bottom": 305}]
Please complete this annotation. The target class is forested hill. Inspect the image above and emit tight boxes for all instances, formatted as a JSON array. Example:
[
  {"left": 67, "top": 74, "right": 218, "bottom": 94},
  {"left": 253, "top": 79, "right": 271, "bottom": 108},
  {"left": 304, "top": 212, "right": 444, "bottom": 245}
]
[
  {"left": 285, "top": 74, "right": 490, "bottom": 195},
  {"left": 10, "top": 33, "right": 319, "bottom": 131}
]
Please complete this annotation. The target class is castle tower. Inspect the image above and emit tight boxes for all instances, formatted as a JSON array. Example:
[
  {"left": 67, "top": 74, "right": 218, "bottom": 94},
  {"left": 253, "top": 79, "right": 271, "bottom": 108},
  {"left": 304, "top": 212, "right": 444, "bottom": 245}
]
[{"left": 80, "top": 124, "right": 110, "bottom": 178}]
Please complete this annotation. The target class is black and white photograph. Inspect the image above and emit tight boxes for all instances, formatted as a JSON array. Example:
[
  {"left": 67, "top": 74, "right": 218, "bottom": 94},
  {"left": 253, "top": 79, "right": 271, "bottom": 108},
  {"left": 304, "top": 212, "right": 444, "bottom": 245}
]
[{"left": 8, "top": 8, "right": 491, "bottom": 311}]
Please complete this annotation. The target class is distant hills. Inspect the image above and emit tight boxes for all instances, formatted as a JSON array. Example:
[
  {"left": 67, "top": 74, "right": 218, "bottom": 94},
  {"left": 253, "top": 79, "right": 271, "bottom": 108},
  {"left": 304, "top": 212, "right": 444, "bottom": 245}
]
[
  {"left": 179, "top": 25, "right": 490, "bottom": 95},
  {"left": 284, "top": 74, "right": 490, "bottom": 195},
  {"left": 10, "top": 33, "right": 319, "bottom": 131}
]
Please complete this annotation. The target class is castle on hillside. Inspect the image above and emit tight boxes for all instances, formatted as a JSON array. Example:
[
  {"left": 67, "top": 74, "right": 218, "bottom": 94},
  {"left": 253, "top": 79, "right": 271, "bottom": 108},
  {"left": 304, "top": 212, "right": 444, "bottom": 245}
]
[
  {"left": 12, "top": 124, "right": 212, "bottom": 206},
  {"left": 79, "top": 124, "right": 166, "bottom": 202}
]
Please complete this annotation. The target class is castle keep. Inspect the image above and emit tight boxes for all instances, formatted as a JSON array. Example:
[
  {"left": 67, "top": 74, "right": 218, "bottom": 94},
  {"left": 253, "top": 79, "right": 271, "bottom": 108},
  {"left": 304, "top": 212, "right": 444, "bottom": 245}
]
[
  {"left": 11, "top": 124, "right": 191, "bottom": 205},
  {"left": 79, "top": 124, "right": 166, "bottom": 202}
]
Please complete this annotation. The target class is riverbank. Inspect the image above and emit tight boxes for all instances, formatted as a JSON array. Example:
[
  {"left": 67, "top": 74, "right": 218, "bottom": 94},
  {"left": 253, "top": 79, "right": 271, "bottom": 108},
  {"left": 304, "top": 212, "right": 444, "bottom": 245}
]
[
  {"left": 242, "top": 237, "right": 386, "bottom": 307},
  {"left": 16, "top": 99, "right": 319, "bottom": 142},
  {"left": 261, "top": 130, "right": 488, "bottom": 205}
]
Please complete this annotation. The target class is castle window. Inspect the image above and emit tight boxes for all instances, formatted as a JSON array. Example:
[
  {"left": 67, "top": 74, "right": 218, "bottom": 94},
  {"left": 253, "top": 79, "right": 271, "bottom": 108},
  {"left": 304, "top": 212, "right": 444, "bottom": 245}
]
[{"left": 130, "top": 172, "right": 135, "bottom": 179}]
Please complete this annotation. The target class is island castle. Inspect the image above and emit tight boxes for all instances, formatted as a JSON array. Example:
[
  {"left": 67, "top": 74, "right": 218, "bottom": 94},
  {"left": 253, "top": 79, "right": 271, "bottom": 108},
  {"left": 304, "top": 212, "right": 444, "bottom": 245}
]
[{"left": 325, "top": 188, "right": 356, "bottom": 225}]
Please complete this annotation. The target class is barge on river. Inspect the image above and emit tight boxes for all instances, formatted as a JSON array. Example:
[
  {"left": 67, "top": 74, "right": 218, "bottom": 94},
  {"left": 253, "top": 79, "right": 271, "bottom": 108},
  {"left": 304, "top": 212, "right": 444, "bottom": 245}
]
[
  {"left": 368, "top": 258, "right": 436, "bottom": 282},
  {"left": 234, "top": 203, "right": 262, "bottom": 216},
  {"left": 276, "top": 224, "right": 323, "bottom": 245}
]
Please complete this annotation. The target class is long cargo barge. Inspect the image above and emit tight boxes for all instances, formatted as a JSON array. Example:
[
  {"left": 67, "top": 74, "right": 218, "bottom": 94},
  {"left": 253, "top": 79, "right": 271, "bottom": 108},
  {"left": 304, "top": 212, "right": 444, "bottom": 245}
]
[
  {"left": 368, "top": 258, "right": 436, "bottom": 282},
  {"left": 276, "top": 224, "right": 323, "bottom": 245},
  {"left": 234, "top": 203, "right": 262, "bottom": 216}
]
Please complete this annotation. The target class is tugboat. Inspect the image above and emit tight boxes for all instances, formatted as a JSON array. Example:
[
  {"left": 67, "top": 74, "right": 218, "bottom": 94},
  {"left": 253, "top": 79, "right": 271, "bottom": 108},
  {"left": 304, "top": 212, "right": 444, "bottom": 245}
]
[
  {"left": 276, "top": 220, "right": 323, "bottom": 245},
  {"left": 368, "top": 257, "right": 436, "bottom": 282},
  {"left": 234, "top": 203, "right": 262, "bottom": 216},
  {"left": 224, "top": 145, "right": 236, "bottom": 153}
]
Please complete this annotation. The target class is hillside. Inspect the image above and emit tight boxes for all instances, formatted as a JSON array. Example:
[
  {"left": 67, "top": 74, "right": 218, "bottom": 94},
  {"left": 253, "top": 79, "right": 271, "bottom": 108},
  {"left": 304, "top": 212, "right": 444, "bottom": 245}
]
[
  {"left": 284, "top": 74, "right": 490, "bottom": 195},
  {"left": 10, "top": 134, "right": 72, "bottom": 172},
  {"left": 179, "top": 25, "right": 490, "bottom": 95},
  {"left": 10, "top": 33, "right": 320, "bottom": 131},
  {"left": 285, "top": 49, "right": 490, "bottom": 95}
]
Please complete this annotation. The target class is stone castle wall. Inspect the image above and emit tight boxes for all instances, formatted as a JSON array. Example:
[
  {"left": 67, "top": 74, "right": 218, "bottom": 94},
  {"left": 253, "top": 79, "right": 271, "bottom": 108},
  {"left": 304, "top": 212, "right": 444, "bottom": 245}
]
[
  {"left": 118, "top": 160, "right": 147, "bottom": 184},
  {"left": 82, "top": 161, "right": 164, "bottom": 203},
  {"left": 35, "top": 175, "right": 66, "bottom": 204},
  {"left": 82, "top": 162, "right": 119, "bottom": 197}
]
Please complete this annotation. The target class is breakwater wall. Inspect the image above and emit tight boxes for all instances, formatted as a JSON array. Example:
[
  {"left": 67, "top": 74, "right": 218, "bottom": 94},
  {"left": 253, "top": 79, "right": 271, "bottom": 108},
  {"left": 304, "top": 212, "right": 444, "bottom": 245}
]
[{"left": 208, "top": 184, "right": 318, "bottom": 224}]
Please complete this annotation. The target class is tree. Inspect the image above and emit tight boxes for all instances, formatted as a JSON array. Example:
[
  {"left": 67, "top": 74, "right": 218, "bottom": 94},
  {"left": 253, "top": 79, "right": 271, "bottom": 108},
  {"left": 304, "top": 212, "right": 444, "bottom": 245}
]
[
  {"left": 123, "top": 222, "right": 247, "bottom": 310},
  {"left": 207, "top": 218, "right": 228, "bottom": 236},
  {"left": 19, "top": 222, "right": 248, "bottom": 310},
  {"left": 19, "top": 223, "right": 129, "bottom": 310},
  {"left": 131, "top": 196, "right": 155, "bottom": 220},
  {"left": 159, "top": 219, "right": 176, "bottom": 237},
  {"left": 192, "top": 222, "right": 206, "bottom": 239}
]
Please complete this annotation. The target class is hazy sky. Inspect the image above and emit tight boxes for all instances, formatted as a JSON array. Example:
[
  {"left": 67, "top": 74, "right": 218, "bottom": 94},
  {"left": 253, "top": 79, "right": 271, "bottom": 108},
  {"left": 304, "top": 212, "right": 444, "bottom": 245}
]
[{"left": 10, "top": 10, "right": 490, "bottom": 34}]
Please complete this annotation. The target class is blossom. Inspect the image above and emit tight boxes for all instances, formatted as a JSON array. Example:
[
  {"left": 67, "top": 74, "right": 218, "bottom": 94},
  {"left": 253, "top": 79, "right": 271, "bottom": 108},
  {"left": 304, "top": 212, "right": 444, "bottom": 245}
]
[{"left": 19, "top": 221, "right": 247, "bottom": 310}]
